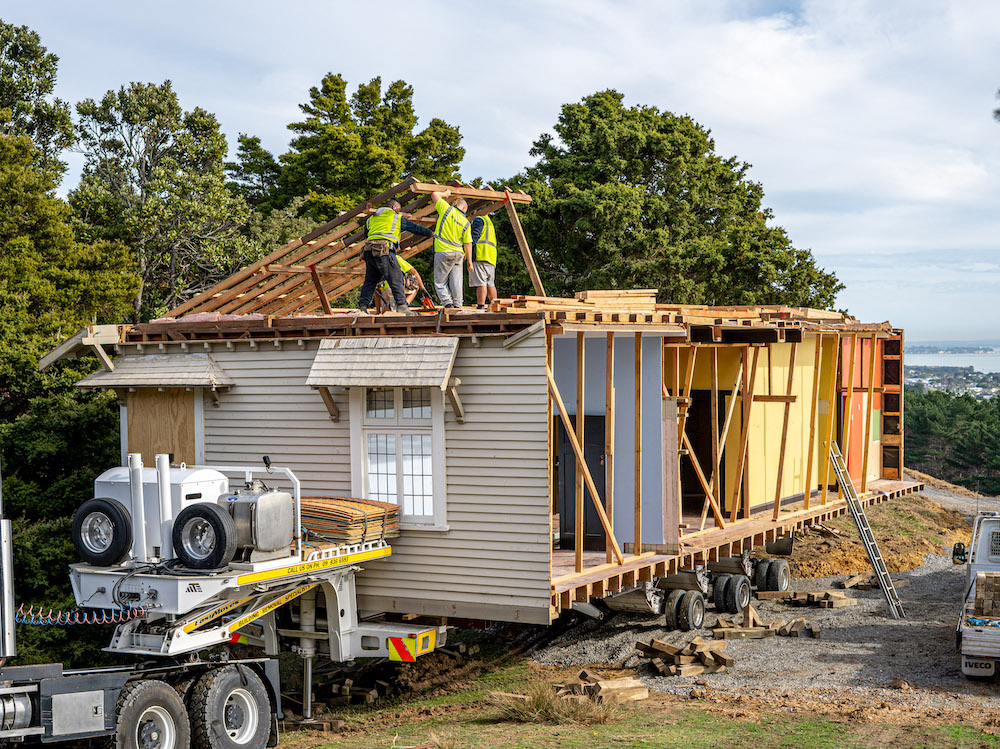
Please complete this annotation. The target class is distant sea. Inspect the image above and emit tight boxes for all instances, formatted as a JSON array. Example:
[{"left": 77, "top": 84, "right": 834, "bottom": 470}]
[{"left": 907, "top": 353, "right": 1000, "bottom": 373}]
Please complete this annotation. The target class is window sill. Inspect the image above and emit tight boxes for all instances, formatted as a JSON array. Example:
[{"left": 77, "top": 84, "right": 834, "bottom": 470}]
[{"left": 399, "top": 522, "right": 450, "bottom": 532}]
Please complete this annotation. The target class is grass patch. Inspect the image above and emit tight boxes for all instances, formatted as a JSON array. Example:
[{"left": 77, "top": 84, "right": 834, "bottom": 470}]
[{"left": 489, "top": 685, "right": 617, "bottom": 726}]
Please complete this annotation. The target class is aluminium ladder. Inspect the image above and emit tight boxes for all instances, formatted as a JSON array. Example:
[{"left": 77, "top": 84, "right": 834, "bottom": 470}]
[{"left": 827, "top": 442, "right": 905, "bottom": 620}]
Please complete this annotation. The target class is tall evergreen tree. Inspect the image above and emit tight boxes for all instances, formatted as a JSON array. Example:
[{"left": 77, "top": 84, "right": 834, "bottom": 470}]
[
  {"left": 276, "top": 74, "right": 464, "bottom": 220},
  {"left": 71, "top": 81, "right": 253, "bottom": 319},
  {"left": 507, "top": 90, "right": 843, "bottom": 307}
]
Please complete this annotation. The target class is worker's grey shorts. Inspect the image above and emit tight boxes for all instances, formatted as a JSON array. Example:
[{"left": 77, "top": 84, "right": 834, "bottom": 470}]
[{"left": 469, "top": 261, "right": 496, "bottom": 287}]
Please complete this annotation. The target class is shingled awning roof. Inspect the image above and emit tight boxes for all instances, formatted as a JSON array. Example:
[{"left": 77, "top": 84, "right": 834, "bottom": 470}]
[
  {"left": 76, "top": 354, "right": 235, "bottom": 390},
  {"left": 306, "top": 337, "right": 460, "bottom": 390},
  {"left": 164, "top": 179, "right": 532, "bottom": 320}
]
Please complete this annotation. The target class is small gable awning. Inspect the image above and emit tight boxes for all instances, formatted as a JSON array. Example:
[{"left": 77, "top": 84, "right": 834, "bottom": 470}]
[
  {"left": 306, "top": 337, "right": 460, "bottom": 391},
  {"left": 76, "top": 354, "right": 235, "bottom": 390}
]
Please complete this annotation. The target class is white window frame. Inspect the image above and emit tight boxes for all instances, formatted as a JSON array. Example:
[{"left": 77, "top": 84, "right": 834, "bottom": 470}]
[{"left": 349, "top": 386, "right": 448, "bottom": 531}]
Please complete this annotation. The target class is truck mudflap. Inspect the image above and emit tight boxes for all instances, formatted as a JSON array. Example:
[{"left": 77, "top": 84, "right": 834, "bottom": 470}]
[{"left": 962, "top": 655, "right": 996, "bottom": 677}]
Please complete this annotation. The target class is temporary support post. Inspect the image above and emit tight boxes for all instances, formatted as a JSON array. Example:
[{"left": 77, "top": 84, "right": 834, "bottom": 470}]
[
  {"left": 803, "top": 335, "right": 824, "bottom": 509},
  {"left": 309, "top": 264, "right": 333, "bottom": 314},
  {"left": 730, "top": 346, "right": 761, "bottom": 523},
  {"left": 772, "top": 343, "right": 799, "bottom": 520},
  {"left": 503, "top": 190, "right": 546, "bottom": 297},
  {"left": 710, "top": 355, "right": 744, "bottom": 495},
  {"left": 820, "top": 334, "right": 842, "bottom": 505},
  {"left": 861, "top": 333, "right": 878, "bottom": 492},
  {"left": 710, "top": 347, "right": 721, "bottom": 508},
  {"left": 686, "top": 432, "right": 726, "bottom": 531},
  {"left": 841, "top": 333, "right": 859, "bottom": 498},
  {"left": 634, "top": 333, "right": 642, "bottom": 555},
  {"left": 546, "top": 368, "right": 625, "bottom": 565},
  {"left": 546, "top": 328, "right": 556, "bottom": 513},
  {"left": 605, "top": 332, "right": 616, "bottom": 564},
  {"left": 575, "top": 333, "right": 585, "bottom": 572}
]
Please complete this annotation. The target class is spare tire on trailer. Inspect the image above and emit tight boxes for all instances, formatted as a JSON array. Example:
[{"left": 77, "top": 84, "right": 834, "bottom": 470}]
[
  {"left": 72, "top": 497, "right": 132, "bottom": 567},
  {"left": 766, "top": 559, "right": 791, "bottom": 592},
  {"left": 712, "top": 574, "right": 732, "bottom": 612},
  {"left": 172, "top": 504, "right": 237, "bottom": 570},
  {"left": 114, "top": 679, "right": 190, "bottom": 749},
  {"left": 678, "top": 591, "right": 705, "bottom": 631},
  {"left": 664, "top": 589, "right": 685, "bottom": 630},
  {"left": 725, "top": 574, "right": 751, "bottom": 614},
  {"left": 188, "top": 665, "right": 271, "bottom": 749}
]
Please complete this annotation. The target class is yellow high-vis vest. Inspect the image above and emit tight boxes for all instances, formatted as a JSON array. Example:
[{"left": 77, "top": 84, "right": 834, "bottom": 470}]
[
  {"left": 473, "top": 215, "right": 497, "bottom": 265},
  {"left": 367, "top": 207, "right": 401, "bottom": 243},
  {"left": 433, "top": 202, "right": 470, "bottom": 253}
]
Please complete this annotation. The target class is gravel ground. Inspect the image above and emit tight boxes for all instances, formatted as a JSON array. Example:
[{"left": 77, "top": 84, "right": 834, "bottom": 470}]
[{"left": 532, "top": 487, "right": 1000, "bottom": 715}]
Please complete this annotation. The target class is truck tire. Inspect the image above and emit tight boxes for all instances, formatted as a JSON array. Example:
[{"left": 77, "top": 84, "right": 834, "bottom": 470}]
[
  {"left": 754, "top": 560, "right": 773, "bottom": 590},
  {"left": 712, "top": 574, "right": 732, "bottom": 612},
  {"left": 189, "top": 665, "right": 270, "bottom": 749},
  {"left": 664, "top": 589, "right": 685, "bottom": 630},
  {"left": 113, "top": 679, "right": 190, "bottom": 749},
  {"left": 72, "top": 498, "right": 132, "bottom": 567},
  {"left": 173, "top": 504, "right": 237, "bottom": 569},
  {"left": 678, "top": 591, "right": 705, "bottom": 631},
  {"left": 725, "top": 575, "right": 751, "bottom": 614},
  {"left": 766, "top": 559, "right": 791, "bottom": 592}
]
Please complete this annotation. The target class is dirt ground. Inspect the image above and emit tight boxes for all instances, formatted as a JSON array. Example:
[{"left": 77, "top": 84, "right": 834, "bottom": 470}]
[{"left": 278, "top": 477, "right": 1000, "bottom": 747}]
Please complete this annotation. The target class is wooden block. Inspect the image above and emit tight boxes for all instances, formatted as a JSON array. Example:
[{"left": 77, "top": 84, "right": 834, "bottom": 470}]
[
  {"left": 716, "top": 628, "right": 776, "bottom": 640},
  {"left": 675, "top": 663, "right": 707, "bottom": 677},
  {"left": 742, "top": 603, "right": 763, "bottom": 629},
  {"left": 675, "top": 655, "right": 699, "bottom": 665},
  {"left": 650, "top": 657, "right": 669, "bottom": 675},
  {"left": 820, "top": 597, "right": 856, "bottom": 608},
  {"left": 765, "top": 619, "right": 786, "bottom": 631},
  {"left": 577, "top": 668, "right": 604, "bottom": 683},
  {"left": 841, "top": 571, "right": 870, "bottom": 589},
  {"left": 755, "top": 590, "right": 795, "bottom": 600},
  {"left": 649, "top": 639, "right": 683, "bottom": 656},
  {"left": 688, "top": 636, "right": 727, "bottom": 653},
  {"left": 593, "top": 677, "right": 644, "bottom": 693},
  {"left": 596, "top": 686, "right": 649, "bottom": 704},
  {"left": 807, "top": 622, "right": 821, "bottom": 639},
  {"left": 714, "top": 653, "right": 735, "bottom": 667},
  {"left": 715, "top": 618, "right": 735, "bottom": 629}
]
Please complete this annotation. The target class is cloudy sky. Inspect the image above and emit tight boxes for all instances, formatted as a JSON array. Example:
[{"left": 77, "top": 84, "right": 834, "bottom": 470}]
[{"left": 9, "top": 1, "right": 999, "bottom": 341}]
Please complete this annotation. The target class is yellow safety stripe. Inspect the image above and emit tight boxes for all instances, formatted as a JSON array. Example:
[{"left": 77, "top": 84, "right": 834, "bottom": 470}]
[
  {"left": 182, "top": 597, "right": 252, "bottom": 633},
  {"left": 226, "top": 584, "right": 318, "bottom": 633},
  {"left": 235, "top": 546, "right": 391, "bottom": 585}
]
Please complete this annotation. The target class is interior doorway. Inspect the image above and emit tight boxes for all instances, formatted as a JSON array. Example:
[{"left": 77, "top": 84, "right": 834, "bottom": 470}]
[
  {"left": 555, "top": 415, "right": 606, "bottom": 552},
  {"left": 679, "top": 390, "right": 732, "bottom": 519}
]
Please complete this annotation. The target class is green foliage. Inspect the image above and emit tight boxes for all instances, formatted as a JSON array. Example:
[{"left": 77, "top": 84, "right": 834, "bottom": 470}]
[
  {"left": 277, "top": 74, "right": 464, "bottom": 220},
  {"left": 904, "top": 387, "right": 1000, "bottom": 495},
  {"left": 0, "top": 21, "right": 73, "bottom": 177},
  {"left": 507, "top": 90, "right": 843, "bottom": 306},
  {"left": 71, "top": 80, "right": 253, "bottom": 319},
  {"left": 226, "top": 133, "right": 281, "bottom": 211}
]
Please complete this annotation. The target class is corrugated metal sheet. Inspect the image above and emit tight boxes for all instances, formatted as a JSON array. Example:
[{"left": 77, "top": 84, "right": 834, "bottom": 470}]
[
  {"left": 306, "top": 337, "right": 459, "bottom": 389},
  {"left": 76, "top": 354, "right": 234, "bottom": 389}
]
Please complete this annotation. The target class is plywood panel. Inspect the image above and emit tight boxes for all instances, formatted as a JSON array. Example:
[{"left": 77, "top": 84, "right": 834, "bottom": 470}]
[{"left": 127, "top": 388, "right": 196, "bottom": 465}]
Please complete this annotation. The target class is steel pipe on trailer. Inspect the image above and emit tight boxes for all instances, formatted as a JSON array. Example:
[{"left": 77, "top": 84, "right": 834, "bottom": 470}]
[
  {"left": 155, "top": 454, "right": 173, "bottom": 559},
  {"left": 127, "top": 454, "right": 148, "bottom": 563}
]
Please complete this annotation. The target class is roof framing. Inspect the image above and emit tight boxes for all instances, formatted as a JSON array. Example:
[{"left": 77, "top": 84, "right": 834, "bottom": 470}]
[{"left": 166, "top": 179, "right": 531, "bottom": 319}]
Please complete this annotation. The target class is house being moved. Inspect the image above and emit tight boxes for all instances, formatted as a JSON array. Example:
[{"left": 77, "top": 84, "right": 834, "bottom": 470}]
[{"left": 42, "top": 180, "right": 922, "bottom": 625}]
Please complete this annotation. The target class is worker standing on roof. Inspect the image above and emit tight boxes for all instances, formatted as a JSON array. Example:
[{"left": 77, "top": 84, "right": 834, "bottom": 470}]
[
  {"left": 430, "top": 188, "right": 472, "bottom": 308},
  {"left": 468, "top": 212, "right": 499, "bottom": 310},
  {"left": 357, "top": 199, "right": 432, "bottom": 315}
]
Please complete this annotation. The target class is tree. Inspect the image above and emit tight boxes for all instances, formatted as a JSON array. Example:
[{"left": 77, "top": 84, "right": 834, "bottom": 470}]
[
  {"left": 509, "top": 90, "right": 843, "bottom": 307},
  {"left": 225, "top": 133, "right": 281, "bottom": 211},
  {"left": 278, "top": 74, "right": 464, "bottom": 220},
  {"left": 0, "top": 21, "right": 73, "bottom": 177},
  {"left": 71, "top": 81, "right": 254, "bottom": 320}
]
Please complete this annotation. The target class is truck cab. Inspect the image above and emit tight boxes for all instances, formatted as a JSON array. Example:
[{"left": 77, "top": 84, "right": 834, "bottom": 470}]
[{"left": 955, "top": 511, "right": 1000, "bottom": 677}]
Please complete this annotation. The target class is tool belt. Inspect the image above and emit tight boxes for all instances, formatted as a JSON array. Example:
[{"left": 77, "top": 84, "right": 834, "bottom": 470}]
[{"left": 363, "top": 239, "right": 395, "bottom": 257}]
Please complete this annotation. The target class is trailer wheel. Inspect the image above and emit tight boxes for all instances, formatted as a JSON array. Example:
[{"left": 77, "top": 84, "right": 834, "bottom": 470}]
[
  {"left": 766, "top": 559, "right": 790, "bottom": 592},
  {"left": 754, "top": 560, "right": 773, "bottom": 590},
  {"left": 173, "top": 504, "right": 237, "bottom": 569},
  {"left": 725, "top": 575, "right": 751, "bottom": 614},
  {"left": 664, "top": 589, "right": 685, "bottom": 630},
  {"left": 189, "top": 666, "right": 270, "bottom": 749},
  {"left": 678, "top": 591, "right": 705, "bottom": 631},
  {"left": 712, "top": 574, "right": 732, "bottom": 612},
  {"left": 113, "top": 679, "right": 190, "bottom": 749},
  {"left": 72, "top": 498, "right": 132, "bottom": 566}
]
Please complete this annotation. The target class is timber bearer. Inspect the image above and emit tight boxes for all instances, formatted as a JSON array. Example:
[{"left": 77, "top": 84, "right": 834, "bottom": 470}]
[
  {"left": 430, "top": 188, "right": 472, "bottom": 308},
  {"left": 356, "top": 199, "right": 432, "bottom": 314},
  {"left": 468, "top": 212, "right": 498, "bottom": 309}
]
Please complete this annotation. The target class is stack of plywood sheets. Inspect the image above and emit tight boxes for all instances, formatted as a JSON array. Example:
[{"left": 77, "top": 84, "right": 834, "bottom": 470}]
[{"left": 301, "top": 496, "right": 400, "bottom": 543}]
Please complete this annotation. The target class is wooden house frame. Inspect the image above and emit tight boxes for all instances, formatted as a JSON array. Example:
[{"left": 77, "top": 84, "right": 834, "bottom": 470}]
[{"left": 45, "top": 181, "right": 922, "bottom": 626}]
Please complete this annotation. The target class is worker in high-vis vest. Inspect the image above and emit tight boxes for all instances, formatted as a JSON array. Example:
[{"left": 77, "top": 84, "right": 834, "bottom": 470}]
[
  {"left": 429, "top": 188, "right": 472, "bottom": 308},
  {"left": 356, "top": 199, "right": 432, "bottom": 314},
  {"left": 468, "top": 213, "right": 499, "bottom": 309}
]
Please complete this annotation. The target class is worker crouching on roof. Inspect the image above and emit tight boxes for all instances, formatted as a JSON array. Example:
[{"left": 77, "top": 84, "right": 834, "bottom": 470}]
[
  {"left": 374, "top": 255, "right": 425, "bottom": 311},
  {"left": 357, "top": 199, "right": 432, "bottom": 314},
  {"left": 468, "top": 212, "right": 498, "bottom": 310},
  {"left": 430, "top": 188, "right": 472, "bottom": 308}
]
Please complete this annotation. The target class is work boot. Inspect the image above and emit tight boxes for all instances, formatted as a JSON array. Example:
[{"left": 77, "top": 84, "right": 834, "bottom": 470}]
[{"left": 401, "top": 305, "right": 417, "bottom": 316}]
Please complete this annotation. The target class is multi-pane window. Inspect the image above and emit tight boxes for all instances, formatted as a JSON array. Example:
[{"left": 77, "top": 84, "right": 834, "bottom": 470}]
[{"left": 360, "top": 388, "right": 438, "bottom": 521}]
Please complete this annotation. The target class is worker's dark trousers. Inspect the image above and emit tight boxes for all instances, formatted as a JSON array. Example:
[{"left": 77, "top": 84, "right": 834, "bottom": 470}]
[{"left": 357, "top": 248, "right": 407, "bottom": 311}]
